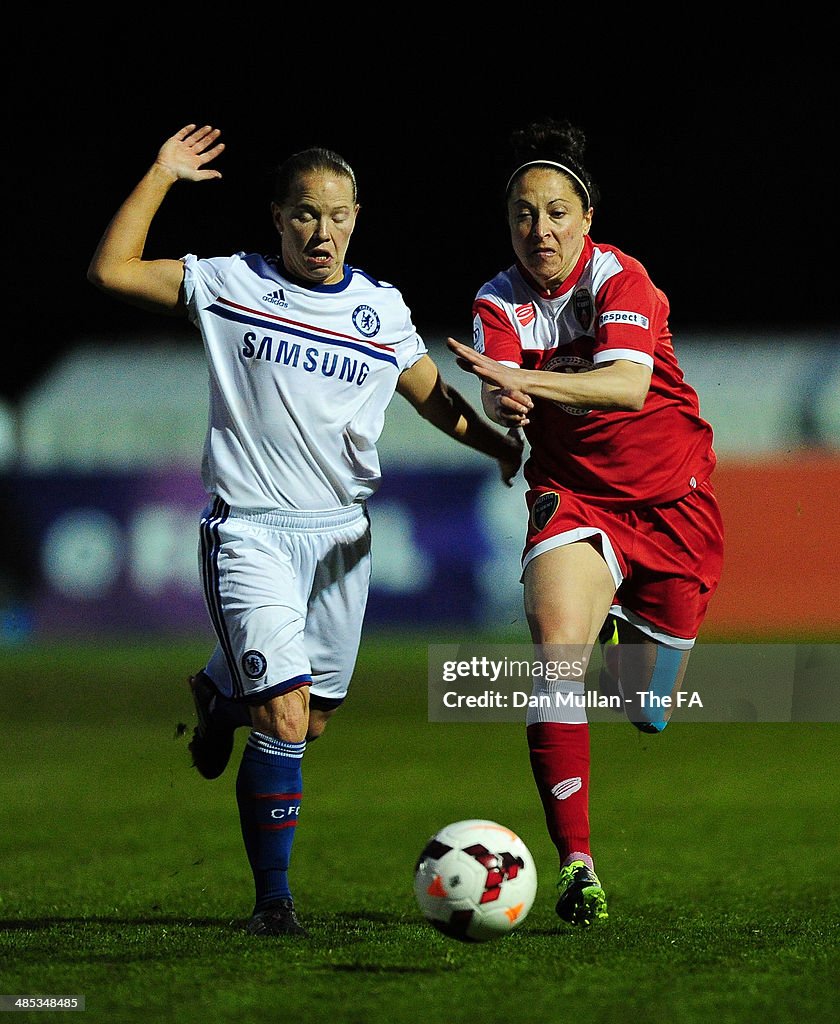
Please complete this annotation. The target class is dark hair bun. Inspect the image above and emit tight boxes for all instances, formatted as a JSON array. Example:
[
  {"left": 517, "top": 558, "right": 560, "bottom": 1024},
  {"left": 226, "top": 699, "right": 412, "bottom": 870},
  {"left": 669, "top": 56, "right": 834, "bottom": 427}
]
[
  {"left": 510, "top": 117, "right": 588, "bottom": 166},
  {"left": 506, "top": 116, "right": 598, "bottom": 207}
]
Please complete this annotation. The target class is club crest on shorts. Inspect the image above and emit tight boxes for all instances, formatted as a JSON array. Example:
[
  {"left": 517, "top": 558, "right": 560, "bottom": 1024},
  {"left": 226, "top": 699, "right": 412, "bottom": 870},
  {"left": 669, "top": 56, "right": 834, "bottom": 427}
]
[
  {"left": 531, "top": 491, "right": 560, "bottom": 532},
  {"left": 242, "top": 650, "right": 267, "bottom": 679}
]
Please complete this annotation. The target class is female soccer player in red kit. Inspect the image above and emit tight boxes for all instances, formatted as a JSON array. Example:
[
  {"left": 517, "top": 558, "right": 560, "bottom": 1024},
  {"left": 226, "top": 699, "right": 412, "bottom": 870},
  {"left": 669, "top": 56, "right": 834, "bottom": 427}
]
[{"left": 448, "top": 117, "right": 724, "bottom": 926}]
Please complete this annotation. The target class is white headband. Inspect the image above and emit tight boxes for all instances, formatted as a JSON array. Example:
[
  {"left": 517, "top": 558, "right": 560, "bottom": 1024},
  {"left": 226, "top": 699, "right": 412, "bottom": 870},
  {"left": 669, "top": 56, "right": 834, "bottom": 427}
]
[{"left": 506, "top": 160, "right": 591, "bottom": 209}]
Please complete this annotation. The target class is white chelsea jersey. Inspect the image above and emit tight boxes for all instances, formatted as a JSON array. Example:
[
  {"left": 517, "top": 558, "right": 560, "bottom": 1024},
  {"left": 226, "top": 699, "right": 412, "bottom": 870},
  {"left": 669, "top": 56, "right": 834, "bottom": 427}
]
[{"left": 183, "top": 252, "right": 427, "bottom": 511}]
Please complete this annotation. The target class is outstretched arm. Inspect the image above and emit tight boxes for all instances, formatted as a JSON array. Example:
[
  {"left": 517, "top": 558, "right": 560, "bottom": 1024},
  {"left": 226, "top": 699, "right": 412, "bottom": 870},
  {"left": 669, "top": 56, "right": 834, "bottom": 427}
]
[
  {"left": 396, "top": 354, "right": 523, "bottom": 487},
  {"left": 446, "top": 336, "right": 651, "bottom": 412},
  {"left": 87, "top": 124, "right": 225, "bottom": 315}
]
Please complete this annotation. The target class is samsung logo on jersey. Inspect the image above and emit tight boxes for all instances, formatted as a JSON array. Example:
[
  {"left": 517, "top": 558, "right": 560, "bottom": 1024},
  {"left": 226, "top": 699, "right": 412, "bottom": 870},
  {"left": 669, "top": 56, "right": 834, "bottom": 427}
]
[
  {"left": 598, "top": 310, "right": 649, "bottom": 329},
  {"left": 241, "top": 332, "right": 370, "bottom": 385}
]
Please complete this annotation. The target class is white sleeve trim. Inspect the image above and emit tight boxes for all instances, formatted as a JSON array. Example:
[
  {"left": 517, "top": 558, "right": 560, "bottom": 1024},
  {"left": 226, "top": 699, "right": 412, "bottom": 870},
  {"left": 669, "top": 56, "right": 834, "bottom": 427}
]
[{"left": 592, "top": 348, "right": 654, "bottom": 370}]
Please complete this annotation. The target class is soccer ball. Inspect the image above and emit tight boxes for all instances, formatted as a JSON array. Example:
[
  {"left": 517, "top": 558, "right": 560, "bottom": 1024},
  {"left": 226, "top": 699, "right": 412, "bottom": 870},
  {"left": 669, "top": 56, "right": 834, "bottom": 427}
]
[{"left": 413, "top": 819, "right": 538, "bottom": 942}]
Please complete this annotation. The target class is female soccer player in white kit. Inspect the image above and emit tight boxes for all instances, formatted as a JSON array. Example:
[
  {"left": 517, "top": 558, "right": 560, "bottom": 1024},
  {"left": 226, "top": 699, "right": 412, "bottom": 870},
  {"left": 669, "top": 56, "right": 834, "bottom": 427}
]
[{"left": 88, "top": 124, "right": 522, "bottom": 937}]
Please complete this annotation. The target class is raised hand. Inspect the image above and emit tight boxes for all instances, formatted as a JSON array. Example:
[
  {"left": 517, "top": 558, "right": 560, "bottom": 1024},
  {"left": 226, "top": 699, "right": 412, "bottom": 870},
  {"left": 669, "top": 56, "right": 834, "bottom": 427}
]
[{"left": 154, "top": 124, "right": 225, "bottom": 182}]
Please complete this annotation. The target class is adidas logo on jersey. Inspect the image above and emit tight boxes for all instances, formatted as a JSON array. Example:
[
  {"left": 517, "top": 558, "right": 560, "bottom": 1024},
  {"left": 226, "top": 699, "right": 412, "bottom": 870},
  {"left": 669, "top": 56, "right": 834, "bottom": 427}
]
[{"left": 262, "top": 288, "right": 288, "bottom": 308}]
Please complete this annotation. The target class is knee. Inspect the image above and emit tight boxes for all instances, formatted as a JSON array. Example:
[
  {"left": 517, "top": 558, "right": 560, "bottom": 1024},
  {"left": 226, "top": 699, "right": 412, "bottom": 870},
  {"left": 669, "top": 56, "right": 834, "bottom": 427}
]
[
  {"left": 527, "top": 610, "right": 594, "bottom": 647},
  {"left": 250, "top": 687, "right": 310, "bottom": 743}
]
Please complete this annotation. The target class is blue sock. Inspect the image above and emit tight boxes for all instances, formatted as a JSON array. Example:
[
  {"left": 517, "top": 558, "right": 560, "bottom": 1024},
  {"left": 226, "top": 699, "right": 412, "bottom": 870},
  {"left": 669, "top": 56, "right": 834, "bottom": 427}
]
[{"left": 235, "top": 731, "right": 305, "bottom": 912}]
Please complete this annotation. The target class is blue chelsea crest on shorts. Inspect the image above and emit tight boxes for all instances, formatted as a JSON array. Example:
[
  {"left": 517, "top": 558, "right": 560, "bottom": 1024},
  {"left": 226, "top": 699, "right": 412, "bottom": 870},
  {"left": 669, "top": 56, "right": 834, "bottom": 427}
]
[
  {"left": 242, "top": 650, "right": 267, "bottom": 679},
  {"left": 352, "top": 304, "right": 381, "bottom": 337}
]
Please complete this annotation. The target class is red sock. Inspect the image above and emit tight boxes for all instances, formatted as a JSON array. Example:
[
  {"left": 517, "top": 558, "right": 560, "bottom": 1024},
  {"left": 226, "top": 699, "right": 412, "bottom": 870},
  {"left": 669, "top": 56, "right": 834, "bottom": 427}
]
[{"left": 526, "top": 721, "right": 591, "bottom": 862}]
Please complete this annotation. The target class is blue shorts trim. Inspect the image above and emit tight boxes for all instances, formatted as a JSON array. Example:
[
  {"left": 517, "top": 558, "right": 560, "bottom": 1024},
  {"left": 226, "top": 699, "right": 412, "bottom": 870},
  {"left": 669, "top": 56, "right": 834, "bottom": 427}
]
[{"left": 241, "top": 673, "right": 312, "bottom": 706}]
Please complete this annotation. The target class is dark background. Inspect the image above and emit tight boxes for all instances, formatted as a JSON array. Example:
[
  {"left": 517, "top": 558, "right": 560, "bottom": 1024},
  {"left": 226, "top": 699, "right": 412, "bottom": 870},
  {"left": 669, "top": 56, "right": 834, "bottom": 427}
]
[{"left": 7, "top": 27, "right": 834, "bottom": 403}]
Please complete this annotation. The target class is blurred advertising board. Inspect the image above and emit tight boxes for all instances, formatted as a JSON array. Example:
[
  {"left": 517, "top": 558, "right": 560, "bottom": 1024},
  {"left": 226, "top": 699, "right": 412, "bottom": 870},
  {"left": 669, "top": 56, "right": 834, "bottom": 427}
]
[
  {"left": 1, "top": 455, "right": 838, "bottom": 640},
  {"left": 0, "top": 468, "right": 521, "bottom": 639}
]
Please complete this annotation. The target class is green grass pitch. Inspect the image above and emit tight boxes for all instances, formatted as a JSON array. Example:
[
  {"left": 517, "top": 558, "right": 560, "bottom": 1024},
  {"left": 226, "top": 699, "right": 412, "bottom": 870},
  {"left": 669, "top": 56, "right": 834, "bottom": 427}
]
[{"left": 1, "top": 633, "right": 838, "bottom": 1023}]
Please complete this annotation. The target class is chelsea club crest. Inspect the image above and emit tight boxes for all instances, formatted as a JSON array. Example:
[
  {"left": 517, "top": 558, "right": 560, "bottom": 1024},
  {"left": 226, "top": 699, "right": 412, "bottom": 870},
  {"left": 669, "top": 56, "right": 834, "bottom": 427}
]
[
  {"left": 242, "top": 650, "right": 267, "bottom": 680},
  {"left": 352, "top": 304, "right": 381, "bottom": 337}
]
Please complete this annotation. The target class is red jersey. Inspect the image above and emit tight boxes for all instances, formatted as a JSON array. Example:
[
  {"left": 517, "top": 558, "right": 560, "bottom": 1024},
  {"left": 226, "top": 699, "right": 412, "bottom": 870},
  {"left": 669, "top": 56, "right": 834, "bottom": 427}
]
[{"left": 473, "top": 236, "right": 716, "bottom": 508}]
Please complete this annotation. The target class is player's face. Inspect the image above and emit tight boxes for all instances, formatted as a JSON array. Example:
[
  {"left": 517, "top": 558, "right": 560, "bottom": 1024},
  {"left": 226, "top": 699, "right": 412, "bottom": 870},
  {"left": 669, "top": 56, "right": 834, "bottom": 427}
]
[
  {"left": 507, "top": 168, "right": 593, "bottom": 291},
  {"left": 271, "top": 171, "right": 359, "bottom": 286}
]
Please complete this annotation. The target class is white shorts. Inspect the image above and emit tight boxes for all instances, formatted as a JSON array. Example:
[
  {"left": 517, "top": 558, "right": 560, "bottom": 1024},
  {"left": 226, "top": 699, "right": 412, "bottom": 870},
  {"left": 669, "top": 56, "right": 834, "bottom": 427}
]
[{"left": 198, "top": 497, "right": 371, "bottom": 706}]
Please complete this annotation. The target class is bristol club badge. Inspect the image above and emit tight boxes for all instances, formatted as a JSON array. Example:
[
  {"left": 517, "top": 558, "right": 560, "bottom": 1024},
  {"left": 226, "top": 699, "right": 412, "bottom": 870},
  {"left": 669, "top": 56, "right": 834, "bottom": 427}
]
[
  {"left": 573, "top": 288, "right": 593, "bottom": 331},
  {"left": 531, "top": 491, "right": 560, "bottom": 532}
]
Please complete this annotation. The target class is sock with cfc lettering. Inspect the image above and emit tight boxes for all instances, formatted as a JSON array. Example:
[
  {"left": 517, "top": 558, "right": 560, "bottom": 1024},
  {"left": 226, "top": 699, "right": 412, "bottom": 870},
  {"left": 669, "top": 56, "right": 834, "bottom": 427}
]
[
  {"left": 526, "top": 721, "right": 591, "bottom": 862},
  {"left": 235, "top": 731, "right": 305, "bottom": 912}
]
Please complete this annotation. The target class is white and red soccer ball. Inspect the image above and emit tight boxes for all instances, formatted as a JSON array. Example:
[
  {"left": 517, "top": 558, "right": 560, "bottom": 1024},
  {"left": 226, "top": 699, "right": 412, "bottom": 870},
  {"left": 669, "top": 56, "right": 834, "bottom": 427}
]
[{"left": 413, "top": 819, "right": 538, "bottom": 942}]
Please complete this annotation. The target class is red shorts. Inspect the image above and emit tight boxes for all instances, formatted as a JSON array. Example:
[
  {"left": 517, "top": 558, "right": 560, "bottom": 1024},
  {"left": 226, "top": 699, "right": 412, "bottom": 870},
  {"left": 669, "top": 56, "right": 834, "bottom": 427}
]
[{"left": 521, "top": 478, "right": 724, "bottom": 646}]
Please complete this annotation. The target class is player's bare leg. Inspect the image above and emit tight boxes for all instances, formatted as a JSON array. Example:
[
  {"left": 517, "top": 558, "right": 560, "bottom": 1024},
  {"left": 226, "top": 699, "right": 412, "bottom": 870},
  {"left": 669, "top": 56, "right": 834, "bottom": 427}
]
[
  {"left": 306, "top": 706, "right": 336, "bottom": 740},
  {"left": 523, "top": 540, "right": 614, "bottom": 926},
  {"left": 611, "top": 623, "right": 692, "bottom": 732}
]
